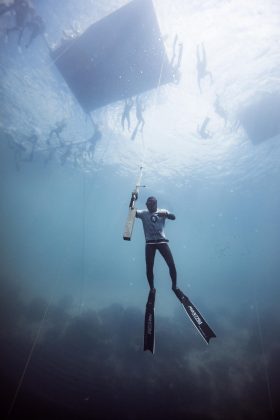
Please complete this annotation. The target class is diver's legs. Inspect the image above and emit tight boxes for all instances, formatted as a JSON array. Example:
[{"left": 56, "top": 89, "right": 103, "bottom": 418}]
[
  {"left": 157, "top": 243, "right": 177, "bottom": 289},
  {"left": 145, "top": 244, "right": 157, "bottom": 289}
]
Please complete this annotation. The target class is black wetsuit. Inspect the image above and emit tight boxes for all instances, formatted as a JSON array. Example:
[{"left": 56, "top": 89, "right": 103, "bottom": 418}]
[{"left": 136, "top": 209, "right": 177, "bottom": 289}]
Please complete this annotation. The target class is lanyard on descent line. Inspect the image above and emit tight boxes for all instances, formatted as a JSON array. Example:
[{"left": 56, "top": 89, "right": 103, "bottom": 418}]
[{"left": 123, "top": 166, "right": 145, "bottom": 241}]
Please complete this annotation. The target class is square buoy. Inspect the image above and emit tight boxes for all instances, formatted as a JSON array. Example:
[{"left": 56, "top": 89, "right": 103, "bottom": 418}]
[{"left": 51, "top": 0, "right": 174, "bottom": 112}]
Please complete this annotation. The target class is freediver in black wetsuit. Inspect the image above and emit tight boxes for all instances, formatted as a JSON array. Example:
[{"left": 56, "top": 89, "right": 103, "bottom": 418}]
[
  {"left": 136, "top": 196, "right": 177, "bottom": 292},
  {"left": 135, "top": 196, "right": 216, "bottom": 351}
]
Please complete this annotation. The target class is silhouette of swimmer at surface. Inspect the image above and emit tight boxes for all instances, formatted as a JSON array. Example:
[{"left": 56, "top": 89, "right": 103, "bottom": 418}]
[
  {"left": 121, "top": 98, "right": 133, "bottom": 131},
  {"left": 46, "top": 121, "right": 66, "bottom": 146},
  {"left": 87, "top": 125, "right": 102, "bottom": 157},
  {"left": 1, "top": 0, "right": 32, "bottom": 25},
  {"left": 3, "top": 0, "right": 44, "bottom": 47},
  {"left": 196, "top": 43, "right": 213, "bottom": 93},
  {"left": 214, "top": 95, "right": 227, "bottom": 126},
  {"left": 170, "top": 34, "right": 178, "bottom": 67},
  {"left": 60, "top": 143, "right": 72, "bottom": 165},
  {"left": 25, "top": 132, "right": 38, "bottom": 161},
  {"left": 131, "top": 96, "right": 145, "bottom": 140},
  {"left": 9, "top": 131, "right": 38, "bottom": 169},
  {"left": 18, "top": 10, "right": 45, "bottom": 48},
  {"left": 170, "top": 34, "right": 183, "bottom": 83},
  {"left": 197, "top": 117, "right": 212, "bottom": 139}
]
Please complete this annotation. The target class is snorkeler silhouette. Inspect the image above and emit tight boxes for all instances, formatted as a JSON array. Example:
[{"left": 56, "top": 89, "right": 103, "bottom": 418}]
[
  {"left": 131, "top": 96, "right": 145, "bottom": 140},
  {"left": 174, "top": 42, "right": 183, "bottom": 72},
  {"left": 87, "top": 124, "right": 102, "bottom": 157},
  {"left": 18, "top": 10, "right": 45, "bottom": 48},
  {"left": 121, "top": 97, "right": 133, "bottom": 131},
  {"left": 197, "top": 117, "right": 212, "bottom": 139},
  {"left": 4, "top": 1, "right": 33, "bottom": 43},
  {"left": 8, "top": 131, "right": 38, "bottom": 169},
  {"left": 214, "top": 95, "right": 227, "bottom": 126},
  {"left": 2, "top": 1, "right": 45, "bottom": 49},
  {"left": 13, "top": 142, "right": 26, "bottom": 171},
  {"left": 196, "top": 43, "right": 213, "bottom": 93},
  {"left": 46, "top": 120, "right": 66, "bottom": 147},
  {"left": 60, "top": 143, "right": 72, "bottom": 165},
  {"left": 171, "top": 34, "right": 183, "bottom": 84},
  {"left": 25, "top": 132, "right": 38, "bottom": 161}
]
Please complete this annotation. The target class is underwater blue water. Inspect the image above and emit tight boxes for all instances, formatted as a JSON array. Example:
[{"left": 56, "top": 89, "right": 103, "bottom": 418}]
[{"left": 0, "top": 1, "right": 280, "bottom": 419}]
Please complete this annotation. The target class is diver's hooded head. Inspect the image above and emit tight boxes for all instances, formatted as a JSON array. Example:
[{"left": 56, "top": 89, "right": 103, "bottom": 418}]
[{"left": 146, "top": 196, "right": 157, "bottom": 213}]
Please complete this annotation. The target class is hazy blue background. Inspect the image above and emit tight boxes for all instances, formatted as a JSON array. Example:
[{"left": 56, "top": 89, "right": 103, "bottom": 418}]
[{"left": 0, "top": 0, "right": 279, "bottom": 419}]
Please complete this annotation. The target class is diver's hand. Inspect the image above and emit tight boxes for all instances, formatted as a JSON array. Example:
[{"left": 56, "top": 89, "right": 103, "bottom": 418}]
[
  {"left": 157, "top": 211, "right": 168, "bottom": 218},
  {"left": 157, "top": 212, "right": 176, "bottom": 220}
]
